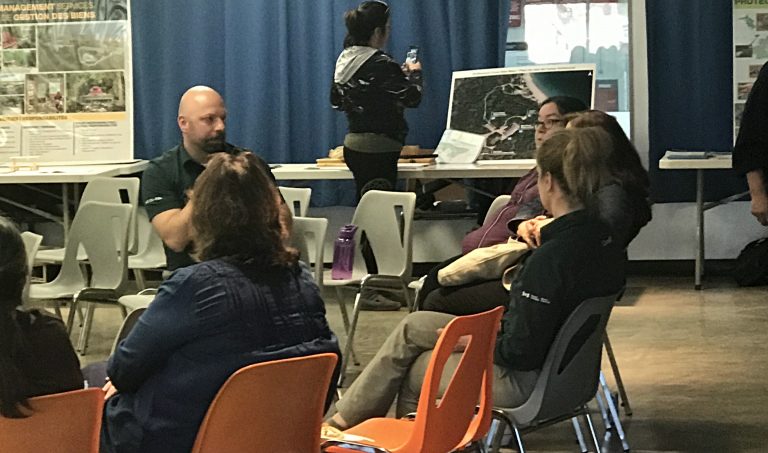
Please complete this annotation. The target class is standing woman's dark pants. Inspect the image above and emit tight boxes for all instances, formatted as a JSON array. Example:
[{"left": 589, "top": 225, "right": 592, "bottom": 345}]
[{"left": 344, "top": 146, "right": 401, "bottom": 199}]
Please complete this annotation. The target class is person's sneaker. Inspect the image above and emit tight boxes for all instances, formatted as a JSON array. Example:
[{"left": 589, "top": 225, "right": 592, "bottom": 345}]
[{"left": 358, "top": 293, "right": 401, "bottom": 311}]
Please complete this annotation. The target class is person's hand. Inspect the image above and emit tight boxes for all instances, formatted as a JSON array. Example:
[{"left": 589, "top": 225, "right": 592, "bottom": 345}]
[
  {"left": 102, "top": 380, "right": 118, "bottom": 400},
  {"left": 746, "top": 170, "right": 768, "bottom": 225},
  {"left": 403, "top": 61, "right": 422, "bottom": 74},
  {"left": 516, "top": 216, "right": 551, "bottom": 248},
  {"left": 751, "top": 191, "right": 768, "bottom": 225},
  {"left": 436, "top": 328, "right": 471, "bottom": 352}
]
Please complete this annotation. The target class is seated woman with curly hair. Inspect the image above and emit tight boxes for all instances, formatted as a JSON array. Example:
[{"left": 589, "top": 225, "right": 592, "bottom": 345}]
[{"left": 101, "top": 153, "right": 340, "bottom": 453}]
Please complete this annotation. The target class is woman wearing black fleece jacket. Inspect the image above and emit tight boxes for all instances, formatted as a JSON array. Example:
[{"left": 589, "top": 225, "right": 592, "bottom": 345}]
[{"left": 327, "top": 127, "right": 626, "bottom": 429}]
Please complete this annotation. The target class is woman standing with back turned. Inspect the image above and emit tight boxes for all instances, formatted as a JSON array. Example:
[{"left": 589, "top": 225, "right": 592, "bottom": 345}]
[{"left": 331, "top": 0, "right": 423, "bottom": 199}]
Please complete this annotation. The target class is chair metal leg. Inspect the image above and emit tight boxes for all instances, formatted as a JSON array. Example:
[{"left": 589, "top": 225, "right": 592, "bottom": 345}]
[
  {"left": 604, "top": 333, "right": 632, "bottom": 416},
  {"left": 600, "top": 372, "right": 631, "bottom": 452},
  {"left": 338, "top": 290, "right": 363, "bottom": 387},
  {"left": 572, "top": 416, "right": 589, "bottom": 453},
  {"left": 334, "top": 286, "right": 359, "bottom": 367},
  {"left": 77, "top": 302, "right": 96, "bottom": 354},
  {"left": 54, "top": 303, "right": 63, "bottom": 321},
  {"left": 595, "top": 385, "right": 612, "bottom": 430},
  {"left": 398, "top": 279, "right": 413, "bottom": 312},
  {"left": 335, "top": 287, "right": 351, "bottom": 331},
  {"left": 512, "top": 425, "right": 526, "bottom": 453},
  {"left": 485, "top": 418, "right": 502, "bottom": 453},
  {"left": 411, "top": 286, "right": 421, "bottom": 313},
  {"left": 583, "top": 407, "right": 601, "bottom": 453},
  {"left": 66, "top": 299, "right": 78, "bottom": 334},
  {"left": 135, "top": 269, "right": 146, "bottom": 291}
]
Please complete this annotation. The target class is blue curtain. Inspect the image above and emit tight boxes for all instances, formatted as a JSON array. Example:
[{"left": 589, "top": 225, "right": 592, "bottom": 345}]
[
  {"left": 646, "top": 0, "right": 746, "bottom": 202},
  {"left": 131, "top": 0, "right": 509, "bottom": 206}
]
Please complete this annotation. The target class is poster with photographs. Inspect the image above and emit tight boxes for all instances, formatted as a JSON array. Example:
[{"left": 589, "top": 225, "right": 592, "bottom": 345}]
[
  {"left": 0, "top": 0, "right": 132, "bottom": 163},
  {"left": 733, "top": 1, "right": 768, "bottom": 141}
]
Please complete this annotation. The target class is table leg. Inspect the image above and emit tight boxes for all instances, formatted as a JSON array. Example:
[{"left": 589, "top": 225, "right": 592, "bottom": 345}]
[
  {"left": 62, "top": 183, "right": 70, "bottom": 241},
  {"left": 695, "top": 169, "right": 704, "bottom": 290}
]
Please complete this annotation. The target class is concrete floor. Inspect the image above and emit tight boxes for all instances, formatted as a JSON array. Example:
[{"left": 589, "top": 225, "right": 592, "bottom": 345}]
[{"left": 74, "top": 275, "right": 768, "bottom": 452}]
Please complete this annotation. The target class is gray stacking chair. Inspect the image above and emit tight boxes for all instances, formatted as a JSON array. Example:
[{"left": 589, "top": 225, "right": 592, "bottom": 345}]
[
  {"left": 486, "top": 292, "right": 619, "bottom": 453},
  {"left": 278, "top": 186, "right": 312, "bottom": 217},
  {"left": 29, "top": 202, "right": 131, "bottom": 333},
  {"left": 127, "top": 207, "right": 166, "bottom": 289},
  {"left": 291, "top": 216, "right": 328, "bottom": 287},
  {"left": 36, "top": 177, "right": 140, "bottom": 265},
  {"left": 322, "top": 190, "right": 416, "bottom": 385}
]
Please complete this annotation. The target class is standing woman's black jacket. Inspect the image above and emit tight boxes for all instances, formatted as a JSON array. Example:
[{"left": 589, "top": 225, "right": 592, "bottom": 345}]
[{"left": 331, "top": 46, "right": 422, "bottom": 144}]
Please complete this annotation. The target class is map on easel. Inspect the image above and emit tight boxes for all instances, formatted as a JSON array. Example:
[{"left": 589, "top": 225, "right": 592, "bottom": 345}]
[{"left": 447, "top": 63, "right": 595, "bottom": 159}]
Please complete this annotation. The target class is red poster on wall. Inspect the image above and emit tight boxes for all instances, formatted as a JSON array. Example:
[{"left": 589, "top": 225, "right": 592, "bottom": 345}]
[{"left": 509, "top": 0, "right": 522, "bottom": 28}]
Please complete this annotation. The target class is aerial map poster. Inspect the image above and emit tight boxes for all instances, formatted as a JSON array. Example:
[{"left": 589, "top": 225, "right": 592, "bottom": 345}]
[
  {"left": 0, "top": 0, "right": 132, "bottom": 164},
  {"left": 733, "top": 1, "right": 768, "bottom": 141},
  {"left": 447, "top": 63, "right": 595, "bottom": 159}
]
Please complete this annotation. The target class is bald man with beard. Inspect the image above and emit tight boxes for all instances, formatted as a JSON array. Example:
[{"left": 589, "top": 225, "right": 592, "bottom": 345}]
[{"left": 142, "top": 86, "right": 288, "bottom": 271}]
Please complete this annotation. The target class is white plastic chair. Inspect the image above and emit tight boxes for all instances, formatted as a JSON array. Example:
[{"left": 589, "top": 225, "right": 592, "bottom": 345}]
[
  {"left": 128, "top": 207, "right": 166, "bottom": 289},
  {"left": 290, "top": 216, "right": 328, "bottom": 287},
  {"left": 20, "top": 231, "right": 43, "bottom": 306},
  {"left": 117, "top": 288, "right": 157, "bottom": 313},
  {"left": 322, "top": 190, "right": 416, "bottom": 385},
  {"left": 28, "top": 201, "right": 132, "bottom": 354},
  {"left": 36, "top": 177, "right": 140, "bottom": 264},
  {"left": 484, "top": 194, "right": 512, "bottom": 225},
  {"left": 279, "top": 186, "right": 312, "bottom": 217},
  {"left": 111, "top": 307, "right": 147, "bottom": 354},
  {"left": 408, "top": 194, "right": 513, "bottom": 312}
]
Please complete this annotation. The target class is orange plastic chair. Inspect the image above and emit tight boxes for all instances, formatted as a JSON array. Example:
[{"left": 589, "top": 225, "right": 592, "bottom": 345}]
[
  {"left": 322, "top": 306, "right": 504, "bottom": 453},
  {"left": 191, "top": 352, "right": 338, "bottom": 453},
  {"left": 0, "top": 387, "right": 104, "bottom": 453}
]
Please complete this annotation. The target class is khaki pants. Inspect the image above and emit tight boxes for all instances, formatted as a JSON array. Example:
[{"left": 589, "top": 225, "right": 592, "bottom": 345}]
[{"left": 335, "top": 311, "right": 538, "bottom": 427}]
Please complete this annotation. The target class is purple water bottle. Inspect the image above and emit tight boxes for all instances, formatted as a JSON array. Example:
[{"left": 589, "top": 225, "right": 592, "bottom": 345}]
[{"left": 332, "top": 224, "right": 357, "bottom": 280}]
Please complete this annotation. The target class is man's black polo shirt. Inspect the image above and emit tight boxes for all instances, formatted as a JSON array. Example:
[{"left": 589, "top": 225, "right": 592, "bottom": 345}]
[{"left": 142, "top": 142, "right": 277, "bottom": 271}]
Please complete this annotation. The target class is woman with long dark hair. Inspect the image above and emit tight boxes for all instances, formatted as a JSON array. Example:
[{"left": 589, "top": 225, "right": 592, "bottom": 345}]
[
  {"left": 0, "top": 216, "right": 82, "bottom": 418},
  {"left": 101, "top": 153, "right": 340, "bottom": 453},
  {"left": 331, "top": 0, "right": 423, "bottom": 199}
]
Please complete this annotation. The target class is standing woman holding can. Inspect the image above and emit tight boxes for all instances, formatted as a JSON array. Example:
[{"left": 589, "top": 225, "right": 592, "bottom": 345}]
[{"left": 331, "top": 0, "right": 423, "bottom": 199}]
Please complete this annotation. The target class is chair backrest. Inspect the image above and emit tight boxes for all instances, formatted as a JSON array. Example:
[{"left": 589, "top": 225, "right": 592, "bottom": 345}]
[
  {"left": 509, "top": 293, "right": 618, "bottom": 425},
  {"left": 0, "top": 388, "right": 104, "bottom": 453},
  {"left": 20, "top": 231, "right": 42, "bottom": 306},
  {"left": 129, "top": 207, "right": 167, "bottom": 269},
  {"left": 279, "top": 186, "right": 312, "bottom": 217},
  {"left": 111, "top": 307, "right": 146, "bottom": 354},
  {"left": 191, "top": 353, "right": 338, "bottom": 453},
  {"left": 400, "top": 307, "right": 504, "bottom": 453},
  {"left": 80, "top": 177, "right": 140, "bottom": 253},
  {"left": 20, "top": 231, "right": 43, "bottom": 271},
  {"left": 58, "top": 201, "right": 131, "bottom": 290},
  {"left": 350, "top": 190, "right": 416, "bottom": 278},
  {"left": 290, "top": 216, "right": 328, "bottom": 286},
  {"left": 483, "top": 195, "right": 512, "bottom": 225}
]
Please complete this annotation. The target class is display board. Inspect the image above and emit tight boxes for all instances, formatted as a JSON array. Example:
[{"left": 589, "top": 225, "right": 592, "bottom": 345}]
[
  {"left": 733, "top": 1, "right": 768, "bottom": 140},
  {"left": 0, "top": 0, "right": 132, "bottom": 164},
  {"left": 447, "top": 63, "right": 595, "bottom": 159}
]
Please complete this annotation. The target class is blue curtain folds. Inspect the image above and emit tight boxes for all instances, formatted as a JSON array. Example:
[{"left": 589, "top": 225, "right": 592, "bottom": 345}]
[
  {"left": 131, "top": 0, "right": 510, "bottom": 206},
  {"left": 646, "top": 0, "right": 746, "bottom": 202}
]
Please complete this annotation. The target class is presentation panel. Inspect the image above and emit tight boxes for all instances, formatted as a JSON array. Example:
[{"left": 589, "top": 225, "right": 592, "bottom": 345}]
[{"left": 0, "top": 0, "right": 132, "bottom": 164}]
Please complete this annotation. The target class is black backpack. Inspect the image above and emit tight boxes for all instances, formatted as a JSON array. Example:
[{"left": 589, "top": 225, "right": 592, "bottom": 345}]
[{"left": 733, "top": 237, "right": 768, "bottom": 286}]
